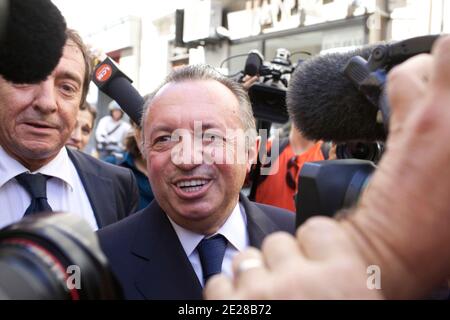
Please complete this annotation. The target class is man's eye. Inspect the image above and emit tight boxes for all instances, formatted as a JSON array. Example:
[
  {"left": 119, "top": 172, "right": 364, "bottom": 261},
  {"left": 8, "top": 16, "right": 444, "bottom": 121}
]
[
  {"left": 60, "top": 83, "right": 78, "bottom": 96},
  {"left": 203, "top": 133, "right": 224, "bottom": 142},
  {"left": 81, "top": 126, "right": 91, "bottom": 135},
  {"left": 153, "top": 135, "right": 172, "bottom": 144},
  {"left": 203, "top": 133, "right": 222, "bottom": 141}
]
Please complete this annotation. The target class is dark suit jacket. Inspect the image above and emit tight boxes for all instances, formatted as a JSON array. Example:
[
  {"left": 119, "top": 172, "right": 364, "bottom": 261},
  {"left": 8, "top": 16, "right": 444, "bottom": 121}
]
[
  {"left": 97, "top": 193, "right": 295, "bottom": 299},
  {"left": 67, "top": 148, "right": 139, "bottom": 228}
]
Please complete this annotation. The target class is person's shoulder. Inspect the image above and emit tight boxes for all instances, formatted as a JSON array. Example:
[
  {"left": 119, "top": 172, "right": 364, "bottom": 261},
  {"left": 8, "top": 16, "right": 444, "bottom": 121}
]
[
  {"left": 121, "top": 120, "right": 132, "bottom": 129},
  {"left": 97, "top": 206, "right": 145, "bottom": 238},
  {"left": 67, "top": 148, "right": 133, "bottom": 178},
  {"left": 253, "top": 202, "right": 296, "bottom": 233},
  {"left": 96, "top": 204, "right": 154, "bottom": 250}
]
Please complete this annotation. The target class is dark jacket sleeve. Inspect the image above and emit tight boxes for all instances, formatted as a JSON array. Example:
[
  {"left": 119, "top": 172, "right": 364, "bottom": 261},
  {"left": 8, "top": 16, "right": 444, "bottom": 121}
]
[{"left": 125, "top": 168, "right": 139, "bottom": 215}]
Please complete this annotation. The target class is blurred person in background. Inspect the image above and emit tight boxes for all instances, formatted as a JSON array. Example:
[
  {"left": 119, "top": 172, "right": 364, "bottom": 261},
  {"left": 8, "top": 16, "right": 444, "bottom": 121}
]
[
  {"left": 66, "top": 101, "right": 96, "bottom": 151},
  {"left": 250, "top": 122, "right": 325, "bottom": 213},
  {"left": 95, "top": 100, "right": 131, "bottom": 162},
  {"left": 116, "top": 120, "right": 154, "bottom": 210}
]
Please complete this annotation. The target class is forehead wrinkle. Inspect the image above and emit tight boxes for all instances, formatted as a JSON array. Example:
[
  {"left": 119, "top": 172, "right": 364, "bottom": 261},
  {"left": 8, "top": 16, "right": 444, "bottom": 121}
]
[{"left": 145, "top": 80, "right": 242, "bottom": 138}]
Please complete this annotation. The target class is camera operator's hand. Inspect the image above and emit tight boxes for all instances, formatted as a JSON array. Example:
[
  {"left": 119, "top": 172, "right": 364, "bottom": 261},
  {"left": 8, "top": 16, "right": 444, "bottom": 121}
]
[
  {"left": 241, "top": 75, "right": 259, "bottom": 91},
  {"left": 205, "top": 222, "right": 382, "bottom": 299},
  {"left": 204, "top": 35, "right": 450, "bottom": 300}
]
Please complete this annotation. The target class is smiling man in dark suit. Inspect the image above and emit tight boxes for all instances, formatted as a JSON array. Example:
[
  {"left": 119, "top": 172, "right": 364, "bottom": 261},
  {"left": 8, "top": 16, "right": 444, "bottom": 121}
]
[
  {"left": 97, "top": 65, "right": 295, "bottom": 299},
  {"left": 0, "top": 29, "right": 138, "bottom": 230}
]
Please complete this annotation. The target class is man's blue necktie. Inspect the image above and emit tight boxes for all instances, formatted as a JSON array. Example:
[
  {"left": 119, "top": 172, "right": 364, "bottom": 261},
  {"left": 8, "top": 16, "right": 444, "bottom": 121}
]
[
  {"left": 16, "top": 173, "right": 53, "bottom": 216},
  {"left": 197, "top": 234, "right": 228, "bottom": 283}
]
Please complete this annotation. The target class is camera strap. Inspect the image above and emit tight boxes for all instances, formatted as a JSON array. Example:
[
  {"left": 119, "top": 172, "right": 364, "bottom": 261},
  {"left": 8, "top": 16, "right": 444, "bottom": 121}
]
[
  {"left": 248, "top": 137, "right": 290, "bottom": 201},
  {"left": 105, "top": 122, "right": 123, "bottom": 137},
  {"left": 320, "top": 142, "right": 331, "bottom": 160}
]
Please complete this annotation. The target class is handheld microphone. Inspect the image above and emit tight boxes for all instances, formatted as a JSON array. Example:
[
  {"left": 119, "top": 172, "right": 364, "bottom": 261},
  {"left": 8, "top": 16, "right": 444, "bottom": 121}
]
[
  {"left": 286, "top": 46, "right": 386, "bottom": 143},
  {"left": 93, "top": 57, "right": 144, "bottom": 126},
  {"left": 244, "top": 50, "right": 264, "bottom": 77},
  {"left": 0, "top": 0, "right": 67, "bottom": 84}
]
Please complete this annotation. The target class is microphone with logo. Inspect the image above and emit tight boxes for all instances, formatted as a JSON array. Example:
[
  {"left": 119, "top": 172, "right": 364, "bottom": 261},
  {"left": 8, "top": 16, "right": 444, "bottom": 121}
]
[
  {"left": 0, "top": 0, "right": 67, "bottom": 84},
  {"left": 92, "top": 57, "right": 144, "bottom": 126},
  {"left": 290, "top": 35, "right": 439, "bottom": 227}
]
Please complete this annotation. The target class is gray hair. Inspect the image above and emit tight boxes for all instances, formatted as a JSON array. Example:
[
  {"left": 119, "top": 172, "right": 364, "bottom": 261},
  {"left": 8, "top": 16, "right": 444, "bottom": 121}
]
[{"left": 140, "top": 64, "right": 257, "bottom": 149}]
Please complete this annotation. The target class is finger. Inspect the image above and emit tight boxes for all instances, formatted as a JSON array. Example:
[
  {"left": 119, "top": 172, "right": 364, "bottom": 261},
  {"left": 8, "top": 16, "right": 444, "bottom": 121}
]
[
  {"left": 204, "top": 274, "right": 236, "bottom": 300},
  {"left": 387, "top": 53, "right": 433, "bottom": 122},
  {"left": 242, "top": 76, "right": 258, "bottom": 90},
  {"left": 231, "top": 247, "right": 271, "bottom": 297},
  {"left": 249, "top": 75, "right": 258, "bottom": 83},
  {"left": 296, "top": 216, "right": 355, "bottom": 261},
  {"left": 261, "top": 231, "right": 304, "bottom": 270},
  {"left": 430, "top": 35, "right": 450, "bottom": 92}
]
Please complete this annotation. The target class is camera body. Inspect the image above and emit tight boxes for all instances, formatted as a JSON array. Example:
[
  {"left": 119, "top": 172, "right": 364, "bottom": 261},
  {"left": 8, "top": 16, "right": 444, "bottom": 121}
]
[{"left": 246, "top": 48, "right": 295, "bottom": 123}]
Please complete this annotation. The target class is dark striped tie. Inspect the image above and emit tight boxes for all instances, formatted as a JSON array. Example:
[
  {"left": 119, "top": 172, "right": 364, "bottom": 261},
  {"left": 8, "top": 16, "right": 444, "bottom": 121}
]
[
  {"left": 16, "top": 173, "right": 53, "bottom": 216},
  {"left": 197, "top": 234, "right": 228, "bottom": 284}
]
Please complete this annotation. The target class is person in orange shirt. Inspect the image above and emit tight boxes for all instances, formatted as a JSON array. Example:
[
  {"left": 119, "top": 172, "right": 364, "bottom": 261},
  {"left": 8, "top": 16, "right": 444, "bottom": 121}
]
[{"left": 250, "top": 122, "right": 325, "bottom": 212}]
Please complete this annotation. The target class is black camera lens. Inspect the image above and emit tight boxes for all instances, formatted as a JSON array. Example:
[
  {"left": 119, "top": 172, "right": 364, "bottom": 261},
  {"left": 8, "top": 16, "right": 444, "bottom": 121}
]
[
  {"left": 0, "top": 213, "right": 122, "bottom": 300},
  {"left": 336, "top": 141, "right": 383, "bottom": 163}
]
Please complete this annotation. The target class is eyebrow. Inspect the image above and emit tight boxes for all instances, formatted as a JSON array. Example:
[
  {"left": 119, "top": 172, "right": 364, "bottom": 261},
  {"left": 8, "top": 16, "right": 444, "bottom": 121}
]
[
  {"left": 200, "top": 121, "right": 225, "bottom": 131},
  {"left": 149, "top": 121, "right": 227, "bottom": 135},
  {"left": 148, "top": 125, "right": 174, "bottom": 137}
]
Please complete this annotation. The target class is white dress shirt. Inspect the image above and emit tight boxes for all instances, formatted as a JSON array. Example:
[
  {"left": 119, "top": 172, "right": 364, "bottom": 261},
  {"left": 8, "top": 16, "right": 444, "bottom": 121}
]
[
  {"left": 0, "top": 146, "right": 98, "bottom": 230},
  {"left": 168, "top": 200, "right": 249, "bottom": 287}
]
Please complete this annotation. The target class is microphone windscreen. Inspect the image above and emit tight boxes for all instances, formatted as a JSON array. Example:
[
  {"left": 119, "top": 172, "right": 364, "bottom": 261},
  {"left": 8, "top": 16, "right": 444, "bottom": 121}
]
[
  {"left": 244, "top": 51, "right": 263, "bottom": 77},
  {"left": 0, "top": 0, "right": 67, "bottom": 84},
  {"left": 287, "top": 46, "right": 387, "bottom": 142}
]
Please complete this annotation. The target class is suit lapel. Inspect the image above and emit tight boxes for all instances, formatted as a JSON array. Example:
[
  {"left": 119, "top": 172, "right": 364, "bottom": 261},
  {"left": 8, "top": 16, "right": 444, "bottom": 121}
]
[
  {"left": 67, "top": 148, "right": 117, "bottom": 228},
  {"left": 239, "top": 193, "right": 279, "bottom": 248},
  {"left": 127, "top": 194, "right": 277, "bottom": 299},
  {"left": 131, "top": 202, "right": 203, "bottom": 300}
]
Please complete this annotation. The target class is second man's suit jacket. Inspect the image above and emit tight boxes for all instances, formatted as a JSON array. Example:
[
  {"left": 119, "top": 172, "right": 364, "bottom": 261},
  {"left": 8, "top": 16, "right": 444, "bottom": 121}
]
[
  {"left": 97, "top": 193, "right": 295, "bottom": 299},
  {"left": 67, "top": 148, "right": 139, "bottom": 228}
]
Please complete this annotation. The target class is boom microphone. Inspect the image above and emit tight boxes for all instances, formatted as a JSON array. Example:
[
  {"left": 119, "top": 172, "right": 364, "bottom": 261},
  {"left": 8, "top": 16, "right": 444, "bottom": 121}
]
[
  {"left": 0, "top": 0, "right": 67, "bottom": 84},
  {"left": 244, "top": 50, "right": 264, "bottom": 77},
  {"left": 93, "top": 57, "right": 144, "bottom": 126},
  {"left": 286, "top": 46, "right": 386, "bottom": 143}
]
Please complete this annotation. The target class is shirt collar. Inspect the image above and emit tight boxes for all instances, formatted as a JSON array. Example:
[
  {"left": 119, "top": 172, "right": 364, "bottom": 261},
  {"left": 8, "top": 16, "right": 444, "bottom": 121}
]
[
  {"left": 0, "top": 146, "right": 28, "bottom": 189},
  {"left": 0, "top": 146, "right": 75, "bottom": 191},
  {"left": 167, "top": 199, "right": 248, "bottom": 257}
]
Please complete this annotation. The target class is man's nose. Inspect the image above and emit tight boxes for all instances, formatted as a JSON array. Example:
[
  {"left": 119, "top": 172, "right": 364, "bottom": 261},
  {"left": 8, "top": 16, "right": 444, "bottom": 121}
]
[
  {"left": 172, "top": 134, "right": 204, "bottom": 171},
  {"left": 71, "top": 125, "right": 82, "bottom": 142},
  {"left": 32, "top": 80, "right": 57, "bottom": 114}
]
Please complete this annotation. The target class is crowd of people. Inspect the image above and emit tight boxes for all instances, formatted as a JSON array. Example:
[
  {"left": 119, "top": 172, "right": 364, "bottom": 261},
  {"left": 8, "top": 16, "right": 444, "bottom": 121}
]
[{"left": 0, "top": 5, "right": 449, "bottom": 300}]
